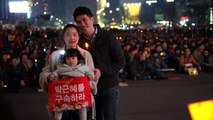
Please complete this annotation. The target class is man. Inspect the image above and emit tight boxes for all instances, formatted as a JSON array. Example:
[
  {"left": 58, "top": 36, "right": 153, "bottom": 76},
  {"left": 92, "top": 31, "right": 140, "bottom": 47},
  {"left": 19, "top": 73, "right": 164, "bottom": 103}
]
[{"left": 73, "top": 6, "right": 126, "bottom": 120}]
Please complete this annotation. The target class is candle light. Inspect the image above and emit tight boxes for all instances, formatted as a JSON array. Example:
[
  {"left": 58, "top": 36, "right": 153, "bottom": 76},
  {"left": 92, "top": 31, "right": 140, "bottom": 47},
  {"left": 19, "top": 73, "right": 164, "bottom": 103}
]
[
  {"left": 35, "top": 59, "right": 37, "bottom": 67},
  {"left": 188, "top": 68, "right": 198, "bottom": 75},
  {"left": 85, "top": 42, "right": 89, "bottom": 49}
]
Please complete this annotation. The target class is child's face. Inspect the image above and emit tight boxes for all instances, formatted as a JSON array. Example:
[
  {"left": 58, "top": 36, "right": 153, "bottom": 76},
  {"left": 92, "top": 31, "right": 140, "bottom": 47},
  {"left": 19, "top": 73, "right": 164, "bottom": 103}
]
[{"left": 66, "top": 56, "right": 78, "bottom": 67}]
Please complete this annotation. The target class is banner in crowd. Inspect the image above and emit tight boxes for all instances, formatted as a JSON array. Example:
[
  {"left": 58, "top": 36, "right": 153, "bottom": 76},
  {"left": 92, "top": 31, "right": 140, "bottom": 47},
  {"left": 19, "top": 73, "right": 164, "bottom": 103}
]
[{"left": 48, "top": 77, "right": 92, "bottom": 112}]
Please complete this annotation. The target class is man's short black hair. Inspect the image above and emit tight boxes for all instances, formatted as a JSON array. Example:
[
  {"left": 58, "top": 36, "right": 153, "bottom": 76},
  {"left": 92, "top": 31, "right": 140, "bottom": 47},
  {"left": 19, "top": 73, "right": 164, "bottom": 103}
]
[{"left": 73, "top": 6, "right": 93, "bottom": 22}]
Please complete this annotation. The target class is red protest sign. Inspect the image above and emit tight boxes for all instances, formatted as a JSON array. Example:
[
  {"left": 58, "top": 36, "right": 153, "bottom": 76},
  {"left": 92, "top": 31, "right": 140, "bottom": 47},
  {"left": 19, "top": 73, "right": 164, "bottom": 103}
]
[{"left": 48, "top": 77, "right": 92, "bottom": 112}]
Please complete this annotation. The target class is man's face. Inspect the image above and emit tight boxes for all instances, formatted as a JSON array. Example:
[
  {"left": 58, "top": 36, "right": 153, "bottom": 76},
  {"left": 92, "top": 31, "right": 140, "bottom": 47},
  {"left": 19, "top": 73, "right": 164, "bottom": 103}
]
[
  {"left": 22, "top": 54, "right": 28, "bottom": 63},
  {"left": 75, "top": 15, "right": 94, "bottom": 34}
]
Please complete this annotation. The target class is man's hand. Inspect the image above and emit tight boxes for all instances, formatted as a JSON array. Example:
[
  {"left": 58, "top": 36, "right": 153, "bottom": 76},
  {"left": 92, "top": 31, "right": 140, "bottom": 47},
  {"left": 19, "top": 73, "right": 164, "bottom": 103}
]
[{"left": 93, "top": 68, "right": 101, "bottom": 81}]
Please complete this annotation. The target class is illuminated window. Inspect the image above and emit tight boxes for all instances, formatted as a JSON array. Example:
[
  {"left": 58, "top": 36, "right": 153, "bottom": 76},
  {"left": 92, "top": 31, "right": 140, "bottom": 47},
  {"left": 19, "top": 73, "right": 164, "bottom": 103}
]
[
  {"left": 9, "top": 1, "right": 30, "bottom": 13},
  {"left": 166, "top": 0, "right": 174, "bottom": 2},
  {"left": 106, "top": 2, "right": 110, "bottom": 8}
]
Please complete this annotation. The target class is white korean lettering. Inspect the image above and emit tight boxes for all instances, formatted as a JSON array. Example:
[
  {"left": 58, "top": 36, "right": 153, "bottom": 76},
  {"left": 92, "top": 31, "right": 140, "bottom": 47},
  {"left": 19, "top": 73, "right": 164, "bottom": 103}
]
[
  {"left": 62, "top": 84, "right": 69, "bottom": 93},
  {"left": 78, "top": 83, "right": 85, "bottom": 92},
  {"left": 70, "top": 94, "right": 76, "bottom": 101},
  {"left": 63, "top": 95, "right": 70, "bottom": 102},
  {"left": 77, "top": 93, "right": 85, "bottom": 100},
  {"left": 55, "top": 95, "right": 62, "bottom": 103},
  {"left": 55, "top": 86, "right": 62, "bottom": 93},
  {"left": 70, "top": 85, "right": 78, "bottom": 92}
]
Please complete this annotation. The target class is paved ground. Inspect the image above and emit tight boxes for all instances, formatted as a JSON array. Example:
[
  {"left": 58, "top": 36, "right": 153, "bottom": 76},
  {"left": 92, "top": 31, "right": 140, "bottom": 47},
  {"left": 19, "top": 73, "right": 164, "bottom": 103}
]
[{"left": 0, "top": 72, "right": 213, "bottom": 120}]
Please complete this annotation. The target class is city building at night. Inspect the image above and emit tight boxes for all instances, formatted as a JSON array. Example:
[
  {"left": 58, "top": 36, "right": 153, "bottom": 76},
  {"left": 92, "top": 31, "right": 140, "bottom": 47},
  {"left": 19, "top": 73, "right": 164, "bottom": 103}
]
[
  {"left": 0, "top": 0, "right": 9, "bottom": 22},
  {"left": 0, "top": 0, "right": 212, "bottom": 28}
]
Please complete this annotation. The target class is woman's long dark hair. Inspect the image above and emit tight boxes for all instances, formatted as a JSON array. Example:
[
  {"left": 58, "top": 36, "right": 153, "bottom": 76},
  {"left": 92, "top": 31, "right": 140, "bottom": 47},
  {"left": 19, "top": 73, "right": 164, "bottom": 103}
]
[{"left": 63, "top": 24, "right": 80, "bottom": 36}]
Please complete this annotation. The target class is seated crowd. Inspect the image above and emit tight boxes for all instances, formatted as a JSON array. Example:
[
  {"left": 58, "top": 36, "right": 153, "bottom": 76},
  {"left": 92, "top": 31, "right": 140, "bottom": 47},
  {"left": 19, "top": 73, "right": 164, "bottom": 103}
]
[
  {"left": 116, "top": 27, "right": 213, "bottom": 84},
  {"left": 0, "top": 26, "right": 213, "bottom": 92}
]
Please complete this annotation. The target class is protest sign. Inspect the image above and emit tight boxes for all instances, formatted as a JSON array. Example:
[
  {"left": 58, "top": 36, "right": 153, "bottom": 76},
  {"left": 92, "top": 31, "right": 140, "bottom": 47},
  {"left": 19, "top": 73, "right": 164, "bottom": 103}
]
[{"left": 48, "top": 77, "right": 92, "bottom": 112}]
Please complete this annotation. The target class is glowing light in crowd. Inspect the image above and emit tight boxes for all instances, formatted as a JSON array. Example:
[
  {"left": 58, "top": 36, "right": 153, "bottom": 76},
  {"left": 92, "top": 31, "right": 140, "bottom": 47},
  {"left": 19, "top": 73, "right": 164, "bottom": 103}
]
[
  {"left": 59, "top": 50, "right": 65, "bottom": 55},
  {"left": 188, "top": 100, "right": 213, "bottom": 120},
  {"left": 188, "top": 68, "right": 198, "bottom": 75},
  {"left": 180, "top": 16, "right": 189, "bottom": 26},
  {"left": 84, "top": 42, "right": 89, "bottom": 49}
]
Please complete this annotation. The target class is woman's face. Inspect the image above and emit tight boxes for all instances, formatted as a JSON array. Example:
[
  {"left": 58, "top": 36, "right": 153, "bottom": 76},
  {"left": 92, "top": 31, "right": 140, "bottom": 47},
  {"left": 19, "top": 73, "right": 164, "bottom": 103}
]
[
  {"left": 139, "top": 52, "right": 146, "bottom": 61},
  {"left": 64, "top": 27, "right": 80, "bottom": 49},
  {"left": 203, "top": 50, "right": 209, "bottom": 56},
  {"left": 185, "top": 49, "right": 191, "bottom": 55}
]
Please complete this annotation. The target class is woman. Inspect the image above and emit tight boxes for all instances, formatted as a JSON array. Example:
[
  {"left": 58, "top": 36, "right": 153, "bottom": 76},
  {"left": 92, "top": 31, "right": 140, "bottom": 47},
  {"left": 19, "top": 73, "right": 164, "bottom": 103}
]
[
  {"left": 179, "top": 48, "right": 200, "bottom": 73},
  {"left": 129, "top": 51, "right": 152, "bottom": 80},
  {"left": 39, "top": 24, "right": 99, "bottom": 120}
]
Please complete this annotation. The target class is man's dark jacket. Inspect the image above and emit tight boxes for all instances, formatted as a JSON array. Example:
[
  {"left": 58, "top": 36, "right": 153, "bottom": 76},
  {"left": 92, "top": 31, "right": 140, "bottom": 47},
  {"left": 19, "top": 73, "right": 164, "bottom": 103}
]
[{"left": 78, "top": 24, "right": 126, "bottom": 90}]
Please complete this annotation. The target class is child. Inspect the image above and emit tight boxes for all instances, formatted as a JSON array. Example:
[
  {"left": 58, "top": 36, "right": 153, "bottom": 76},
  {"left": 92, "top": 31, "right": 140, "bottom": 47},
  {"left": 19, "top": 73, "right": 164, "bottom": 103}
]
[{"left": 53, "top": 49, "right": 97, "bottom": 120}]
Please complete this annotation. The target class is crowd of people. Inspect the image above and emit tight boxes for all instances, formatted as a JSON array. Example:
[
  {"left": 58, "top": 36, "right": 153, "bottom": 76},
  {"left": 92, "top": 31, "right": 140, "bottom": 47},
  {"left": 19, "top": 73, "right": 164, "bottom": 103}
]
[
  {"left": 0, "top": 6, "right": 213, "bottom": 120},
  {"left": 0, "top": 19, "right": 213, "bottom": 92},
  {"left": 114, "top": 27, "right": 213, "bottom": 85},
  {"left": 0, "top": 26, "right": 62, "bottom": 92}
]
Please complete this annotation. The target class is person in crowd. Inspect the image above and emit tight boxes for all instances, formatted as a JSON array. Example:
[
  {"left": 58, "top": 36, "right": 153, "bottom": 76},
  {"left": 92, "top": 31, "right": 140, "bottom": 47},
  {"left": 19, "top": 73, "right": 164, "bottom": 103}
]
[
  {"left": 179, "top": 48, "right": 200, "bottom": 73},
  {"left": 1, "top": 30, "right": 10, "bottom": 51},
  {"left": 39, "top": 24, "right": 98, "bottom": 120},
  {"left": 0, "top": 30, "right": 3, "bottom": 50},
  {"left": 5, "top": 54, "right": 25, "bottom": 93},
  {"left": 155, "top": 44, "right": 168, "bottom": 65},
  {"left": 0, "top": 63, "right": 3, "bottom": 88},
  {"left": 189, "top": 41, "right": 197, "bottom": 54},
  {"left": 73, "top": 6, "right": 125, "bottom": 120},
  {"left": 193, "top": 44, "right": 205, "bottom": 64},
  {"left": 182, "top": 42, "right": 189, "bottom": 50},
  {"left": 161, "top": 41, "right": 170, "bottom": 65},
  {"left": 118, "top": 43, "right": 131, "bottom": 86},
  {"left": 21, "top": 53, "right": 34, "bottom": 88},
  {"left": 129, "top": 51, "right": 152, "bottom": 80},
  {"left": 200, "top": 49, "right": 213, "bottom": 72},
  {"left": 149, "top": 50, "right": 168, "bottom": 80},
  {"left": 52, "top": 49, "right": 97, "bottom": 120},
  {"left": 0, "top": 52, "right": 11, "bottom": 88},
  {"left": 171, "top": 47, "right": 182, "bottom": 72},
  {"left": 120, "top": 45, "right": 138, "bottom": 81}
]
